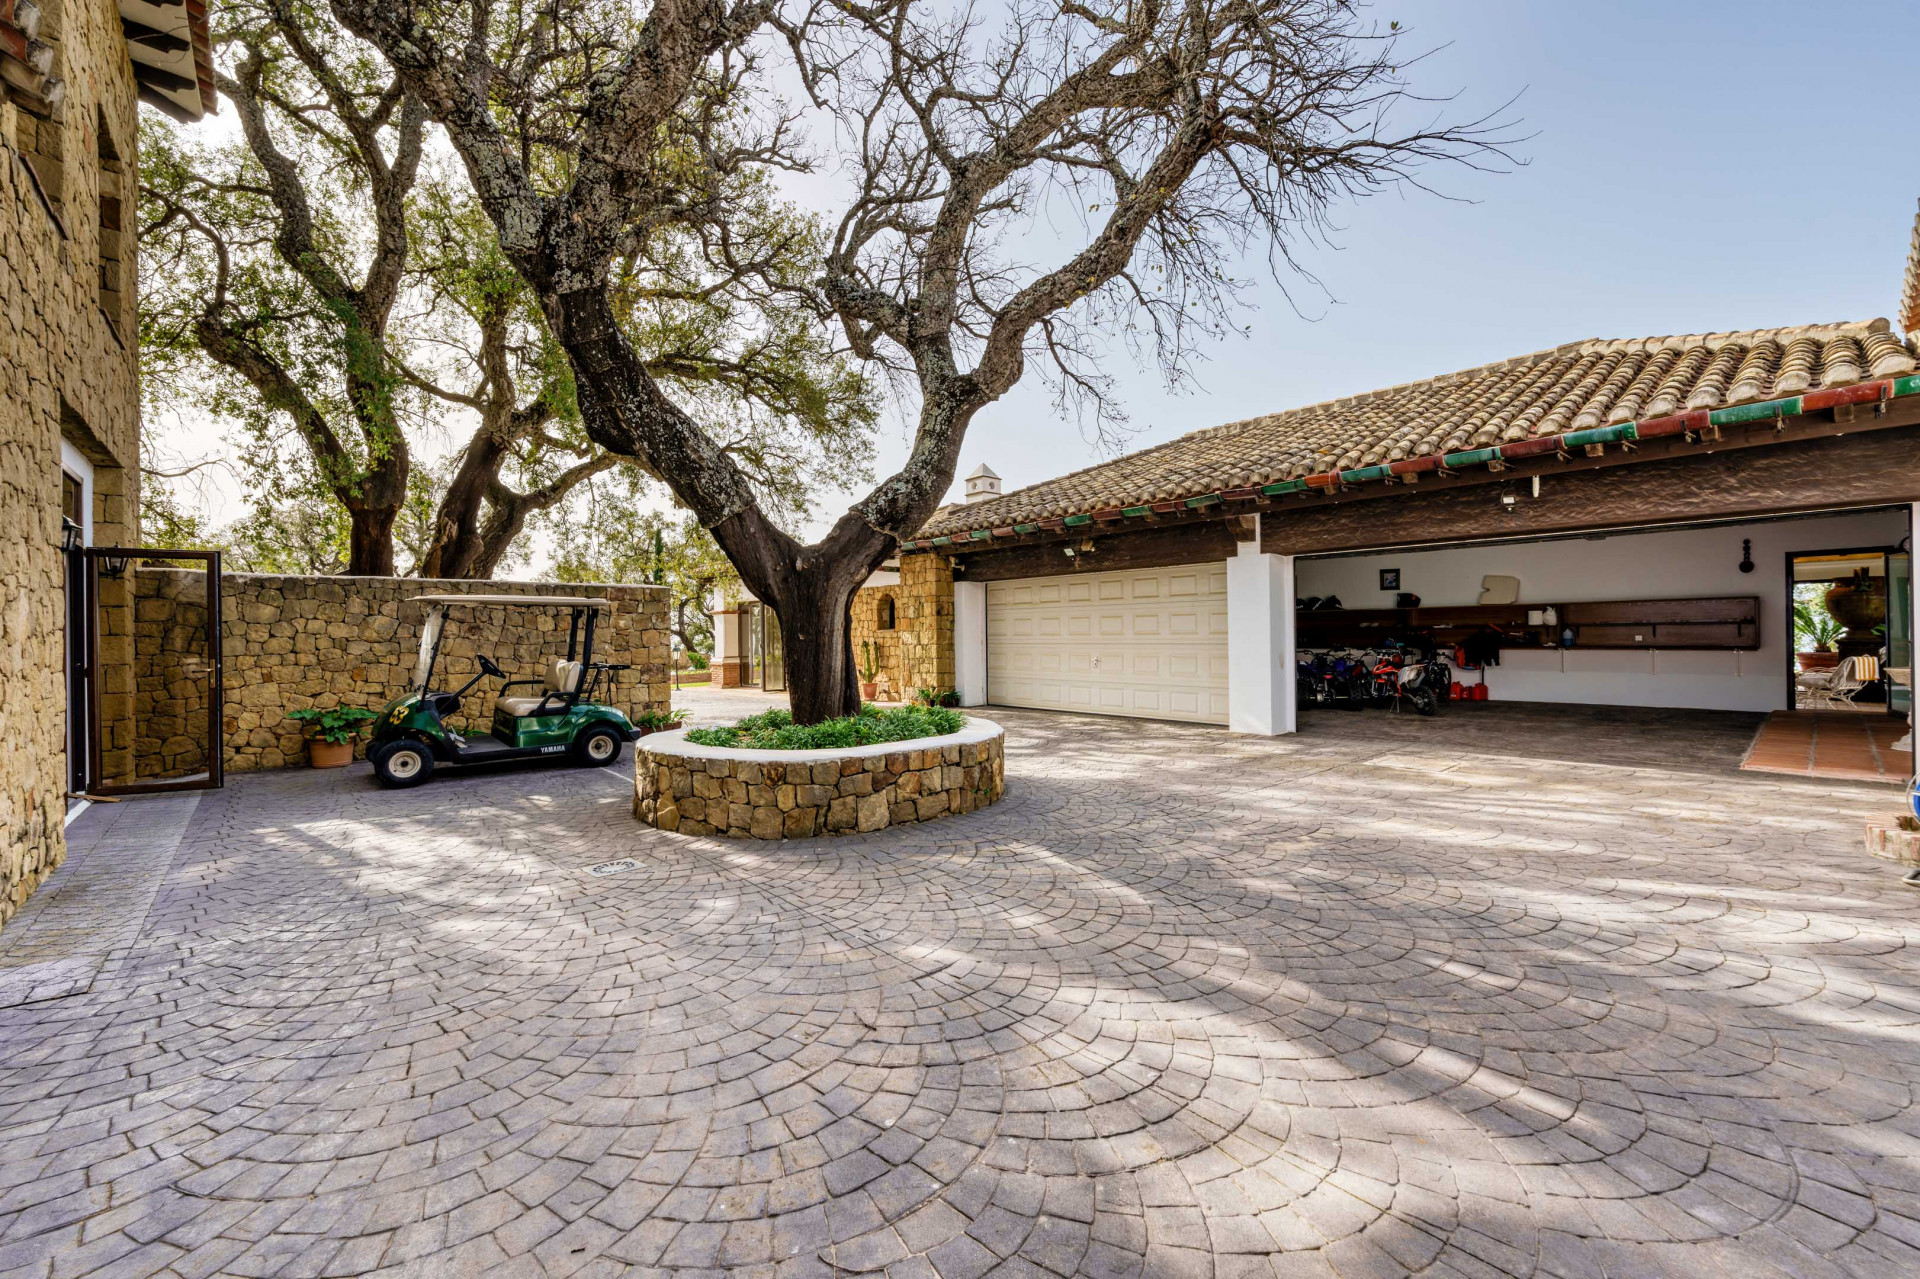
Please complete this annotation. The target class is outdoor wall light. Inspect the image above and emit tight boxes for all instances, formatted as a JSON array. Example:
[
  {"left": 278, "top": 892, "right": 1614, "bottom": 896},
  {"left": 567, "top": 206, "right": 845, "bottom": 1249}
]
[
  {"left": 99, "top": 550, "right": 132, "bottom": 579},
  {"left": 59, "top": 517, "right": 81, "bottom": 553},
  {"left": 1500, "top": 493, "right": 1517, "bottom": 507}
]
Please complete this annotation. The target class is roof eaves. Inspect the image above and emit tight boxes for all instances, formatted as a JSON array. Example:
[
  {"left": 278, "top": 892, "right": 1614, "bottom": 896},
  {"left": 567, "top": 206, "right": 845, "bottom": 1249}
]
[{"left": 902, "top": 354, "right": 1920, "bottom": 552}]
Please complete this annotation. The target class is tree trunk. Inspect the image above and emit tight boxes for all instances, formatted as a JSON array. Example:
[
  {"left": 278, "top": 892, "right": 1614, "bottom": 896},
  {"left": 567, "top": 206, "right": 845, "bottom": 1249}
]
[
  {"left": 347, "top": 503, "right": 399, "bottom": 575},
  {"left": 468, "top": 501, "right": 530, "bottom": 579},
  {"left": 775, "top": 587, "right": 863, "bottom": 724},
  {"left": 544, "top": 282, "right": 904, "bottom": 723},
  {"left": 418, "top": 431, "right": 512, "bottom": 578},
  {"left": 718, "top": 513, "right": 891, "bottom": 723}
]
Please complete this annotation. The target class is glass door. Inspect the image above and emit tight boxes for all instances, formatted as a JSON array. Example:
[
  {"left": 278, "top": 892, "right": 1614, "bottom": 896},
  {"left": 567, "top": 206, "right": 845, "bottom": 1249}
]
[
  {"left": 1890, "top": 544, "right": 1912, "bottom": 717},
  {"left": 762, "top": 607, "right": 786, "bottom": 692},
  {"left": 743, "top": 603, "right": 762, "bottom": 686}
]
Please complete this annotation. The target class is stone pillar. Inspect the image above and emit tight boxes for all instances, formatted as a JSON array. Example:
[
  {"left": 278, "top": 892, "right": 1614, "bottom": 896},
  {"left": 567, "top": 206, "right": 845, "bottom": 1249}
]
[
  {"left": 954, "top": 581, "right": 987, "bottom": 707},
  {"left": 898, "top": 554, "right": 955, "bottom": 695},
  {"left": 1226, "top": 527, "right": 1295, "bottom": 736}
]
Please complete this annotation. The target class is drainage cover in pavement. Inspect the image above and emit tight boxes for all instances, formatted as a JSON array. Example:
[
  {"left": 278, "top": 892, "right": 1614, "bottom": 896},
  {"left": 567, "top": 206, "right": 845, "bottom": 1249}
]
[{"left": 586, "top": 858, "right": 641, "bottom": 877}]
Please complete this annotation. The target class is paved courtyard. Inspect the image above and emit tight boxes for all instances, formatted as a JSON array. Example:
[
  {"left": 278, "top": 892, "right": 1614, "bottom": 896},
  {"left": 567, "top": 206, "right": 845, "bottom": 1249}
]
[{"left": 3, "top": 703, "right": 1920, "bottom": 1278}]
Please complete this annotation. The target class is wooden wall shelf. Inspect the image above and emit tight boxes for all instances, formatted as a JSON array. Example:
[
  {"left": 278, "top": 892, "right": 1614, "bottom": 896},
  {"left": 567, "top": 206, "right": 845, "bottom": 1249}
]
[{"left": 1296, "top": 596, "right": 1760, "bottom": 652}]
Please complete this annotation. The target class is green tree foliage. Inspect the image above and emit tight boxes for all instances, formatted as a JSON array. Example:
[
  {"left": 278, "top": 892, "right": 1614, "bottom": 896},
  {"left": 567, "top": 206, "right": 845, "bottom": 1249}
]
[
  {"left": 138, "top": 0, "right": 427, "bottom": 575},
  {"left": 547, "top": 478, "right": 738, "bottom": 659},
  {"left": 139, "top": 3, "right": 879, "bottom": 580}
]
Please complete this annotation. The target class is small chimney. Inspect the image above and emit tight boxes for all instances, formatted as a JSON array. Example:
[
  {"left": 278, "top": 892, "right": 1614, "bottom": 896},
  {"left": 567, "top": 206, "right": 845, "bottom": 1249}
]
[{"left": 964, "top": 463, "right": 1002, "bottom": 504}]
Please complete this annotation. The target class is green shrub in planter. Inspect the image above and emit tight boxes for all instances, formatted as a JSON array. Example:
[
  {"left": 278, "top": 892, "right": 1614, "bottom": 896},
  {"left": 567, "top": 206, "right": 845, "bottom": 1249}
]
[
  {"left": 685, "top": 705, "right": 964, "bottom": 751},
  {"left": 287, "top": 705, "right": 379, "bottom": 744}
]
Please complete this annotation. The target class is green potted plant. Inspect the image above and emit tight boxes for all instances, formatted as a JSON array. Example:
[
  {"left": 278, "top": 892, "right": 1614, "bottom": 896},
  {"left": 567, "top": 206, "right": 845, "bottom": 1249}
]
[
  {"left": 858, "top": 641, "right": 881, "bottom": 702},
  {"left": 1793, "top": 599, "right": 1843, "bottom": 674},
  {"left": 911, "top": 686, "right": 961, "bottom": 709},
  {"left": 633, "top": 708, "right": 690, "bottom": 737},
  {"left": 287, "top": 705, "right": 379, "bottom": 768}
]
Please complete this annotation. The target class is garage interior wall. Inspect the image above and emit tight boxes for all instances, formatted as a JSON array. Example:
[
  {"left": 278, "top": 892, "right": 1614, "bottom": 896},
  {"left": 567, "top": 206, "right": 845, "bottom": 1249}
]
[{"left": 1293, "top": 508, "right": 1909, "bottom": 713}]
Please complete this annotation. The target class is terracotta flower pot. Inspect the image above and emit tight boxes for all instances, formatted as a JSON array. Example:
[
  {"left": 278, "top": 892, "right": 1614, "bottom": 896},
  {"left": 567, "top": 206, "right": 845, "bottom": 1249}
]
[
  {"left": 309, "top": 739, "right": 354, "bottom": 768},
  {"left": 860, "top": 682, "right": 878, "bottom": 701},
  {"left": 1798, "top": 651, "right": 1841, "bottom": 674}
]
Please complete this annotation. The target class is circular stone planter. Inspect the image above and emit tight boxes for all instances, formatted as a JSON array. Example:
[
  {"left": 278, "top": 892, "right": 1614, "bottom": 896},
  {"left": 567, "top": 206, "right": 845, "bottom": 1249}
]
[{"left": 634, "top": 719, "right": 1004, "bottom": 839}]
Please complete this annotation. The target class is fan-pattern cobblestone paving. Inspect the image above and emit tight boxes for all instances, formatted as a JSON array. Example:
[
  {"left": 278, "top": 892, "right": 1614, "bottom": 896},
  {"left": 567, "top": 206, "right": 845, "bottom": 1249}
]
[{"left": 2, "top": 703, "right": 1917, "bottom": 1278}]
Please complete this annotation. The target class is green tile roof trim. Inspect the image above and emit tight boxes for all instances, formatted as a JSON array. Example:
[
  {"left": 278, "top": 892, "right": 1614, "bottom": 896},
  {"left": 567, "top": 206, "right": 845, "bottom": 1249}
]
[{"left": 909, "top": 319, "right": 1919, "bottom": 547}]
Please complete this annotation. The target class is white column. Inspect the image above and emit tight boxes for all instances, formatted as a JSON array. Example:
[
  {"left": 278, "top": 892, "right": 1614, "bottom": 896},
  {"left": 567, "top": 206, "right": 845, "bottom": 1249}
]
[
  {"left": 954, "top": 580, "right": 988, "bottom": 707},
  {"left": 1901, "top": 503, "right": 1918, "bottom": 760},
  {"left": 1226, "top": 529, "right": 1296, "bottom": 736}
]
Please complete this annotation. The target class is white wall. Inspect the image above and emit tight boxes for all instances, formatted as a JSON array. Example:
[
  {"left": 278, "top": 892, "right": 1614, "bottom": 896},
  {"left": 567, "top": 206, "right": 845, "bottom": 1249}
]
[
  {"left": 1227, "top": 539, "right": 1296, "bottom": 735},
  {"left": 710, "top": 609, "right": 743, "bottom": 664},
  {"left": 954, "top": 581, "right": 987, "bottom": 707},
  {"left": 1294, "top": 508, "right": 1910, "bottom": 713}
]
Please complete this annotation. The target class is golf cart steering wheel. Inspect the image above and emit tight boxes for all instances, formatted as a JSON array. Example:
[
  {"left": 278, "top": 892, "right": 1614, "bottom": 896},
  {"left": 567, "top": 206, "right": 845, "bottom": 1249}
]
[{"left": 477, "top": 655, "right": 505, "bottom": 679}]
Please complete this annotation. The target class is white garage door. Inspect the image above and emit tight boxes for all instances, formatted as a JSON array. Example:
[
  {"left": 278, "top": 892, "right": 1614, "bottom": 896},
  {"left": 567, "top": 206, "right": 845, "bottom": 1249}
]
[{"left": 987, "top": 562, "right": 1229, "bottom": 724}]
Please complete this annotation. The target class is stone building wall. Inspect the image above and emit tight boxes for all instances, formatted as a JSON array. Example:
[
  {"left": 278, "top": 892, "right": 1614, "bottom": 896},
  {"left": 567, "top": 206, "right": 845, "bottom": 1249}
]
[
  {"left": 0, "top": 0, "right": 147, "bottom": 929},
  {"left": 851, "top": 553, "right": 955, "bottom": 700},
  {"left": 128, "top": 572, "right": 673, "bottom": 773},
  {"left": 848, "top": 587, "right": 904, "bottom": 700}
]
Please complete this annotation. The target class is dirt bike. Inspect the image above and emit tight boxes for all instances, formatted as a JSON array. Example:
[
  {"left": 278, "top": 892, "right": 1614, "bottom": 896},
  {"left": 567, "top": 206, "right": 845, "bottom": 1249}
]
[{"left": 1370, "top": 644, "right": 1439, "bottom": 716}]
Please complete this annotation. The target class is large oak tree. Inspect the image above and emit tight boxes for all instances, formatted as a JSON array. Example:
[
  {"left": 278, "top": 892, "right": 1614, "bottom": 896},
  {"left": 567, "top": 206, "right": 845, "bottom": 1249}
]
[
  {"left": 140, "top": 0, "right": 876, "bottom": 578},
  {"left": 325, "top": 0, "right": 1509, "bottom": 719}
]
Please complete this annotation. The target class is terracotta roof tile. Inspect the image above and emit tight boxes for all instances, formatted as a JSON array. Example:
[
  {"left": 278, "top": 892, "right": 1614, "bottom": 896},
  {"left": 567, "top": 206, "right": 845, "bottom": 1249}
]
[{"left": 922, "top": 319, "right": 1918, "bottom": 540}]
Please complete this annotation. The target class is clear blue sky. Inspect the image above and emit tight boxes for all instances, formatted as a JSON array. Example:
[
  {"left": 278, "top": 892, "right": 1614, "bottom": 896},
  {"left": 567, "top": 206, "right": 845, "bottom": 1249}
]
[{"left": 905, "top": 0, "right": 1919, "bottom": 512}]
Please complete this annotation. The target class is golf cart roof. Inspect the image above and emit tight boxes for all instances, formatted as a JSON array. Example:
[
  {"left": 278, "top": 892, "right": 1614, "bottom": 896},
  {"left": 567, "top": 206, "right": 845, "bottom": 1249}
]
[{"left": 410, "top": 594, "right": 613, "bottom": 610}]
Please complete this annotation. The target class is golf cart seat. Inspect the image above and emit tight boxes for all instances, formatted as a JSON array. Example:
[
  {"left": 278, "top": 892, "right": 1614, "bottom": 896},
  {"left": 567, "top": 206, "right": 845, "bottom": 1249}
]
[{"left": 496, "top": 659, "right": 583, "bottom": 717}]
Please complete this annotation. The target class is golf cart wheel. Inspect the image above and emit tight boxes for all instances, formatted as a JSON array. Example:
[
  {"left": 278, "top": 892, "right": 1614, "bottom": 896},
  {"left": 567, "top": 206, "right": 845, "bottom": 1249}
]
[
  {"left": 573, "top": 724, "right": 624, "bottom": 767},
  {"left": 372, "top": 740, "right": 435, "bottom": 788}
]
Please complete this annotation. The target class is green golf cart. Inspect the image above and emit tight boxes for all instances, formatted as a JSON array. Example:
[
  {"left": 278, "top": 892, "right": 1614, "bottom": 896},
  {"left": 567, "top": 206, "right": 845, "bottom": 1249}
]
[{"left": 368, "top": 594, "right": 641, "bottom": 788}]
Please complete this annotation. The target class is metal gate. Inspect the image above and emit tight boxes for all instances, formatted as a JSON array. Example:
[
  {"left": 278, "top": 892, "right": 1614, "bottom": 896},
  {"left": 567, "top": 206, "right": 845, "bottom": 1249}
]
[{"left": 77, "top": 547, "right": 224, "bottom": 796}]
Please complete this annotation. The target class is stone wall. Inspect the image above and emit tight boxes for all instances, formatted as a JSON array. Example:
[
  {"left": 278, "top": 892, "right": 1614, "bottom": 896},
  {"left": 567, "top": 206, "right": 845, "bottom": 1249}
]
[
  {"left": 0, "top": 0, "right": 146, "bottom": 929},
  {"left": 854, "top": 553, "right": 954, "bottom": 699},
  {"left": 128, "top": 571, "right": 672, "bottom": 773},
  {"left": 635, "top": 725, "right": 1005, "bottom": 839},
  {"left": 848, "top": 588, "right": 903, "bottom": 700}
]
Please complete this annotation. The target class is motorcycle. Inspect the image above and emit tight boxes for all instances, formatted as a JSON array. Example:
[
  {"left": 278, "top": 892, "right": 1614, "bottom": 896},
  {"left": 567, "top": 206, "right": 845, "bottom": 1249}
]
[
  {"left": 1369, "top": 642, "right": 1439, "bottom": 716},
  {"left": 1396, "top": 655, "right": 1440, "bottom": 716}
]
